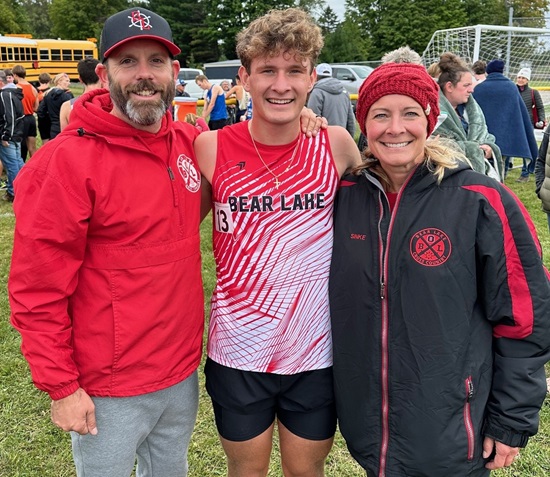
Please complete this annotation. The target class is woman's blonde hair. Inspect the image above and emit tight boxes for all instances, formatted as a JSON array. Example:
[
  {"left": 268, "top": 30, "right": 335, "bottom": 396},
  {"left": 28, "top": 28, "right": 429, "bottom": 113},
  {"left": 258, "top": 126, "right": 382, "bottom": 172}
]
[
  {"left": 53, "top": 73, "right": 69, "bottom": 86},
  {"left": 426, "top": 62, "right": 441, "bottom": 79},
  {"left": 184, "top": 113, "right": 198, "bottom": 126},
  {"left": 355, "top": 137, "right": 470, "bottom": 187}
]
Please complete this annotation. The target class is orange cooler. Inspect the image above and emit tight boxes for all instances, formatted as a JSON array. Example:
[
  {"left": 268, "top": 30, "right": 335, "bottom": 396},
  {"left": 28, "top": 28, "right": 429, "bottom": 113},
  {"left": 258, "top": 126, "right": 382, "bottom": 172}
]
[{"left": 173, "top": 98, "right": 198, "bottom": 121}]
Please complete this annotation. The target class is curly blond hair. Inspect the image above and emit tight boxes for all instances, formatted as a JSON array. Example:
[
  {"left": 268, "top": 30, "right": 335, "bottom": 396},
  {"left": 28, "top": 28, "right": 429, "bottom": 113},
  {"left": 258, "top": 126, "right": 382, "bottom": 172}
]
[{"left": 236, "top": 8, "right": 323, "bottom": 73}]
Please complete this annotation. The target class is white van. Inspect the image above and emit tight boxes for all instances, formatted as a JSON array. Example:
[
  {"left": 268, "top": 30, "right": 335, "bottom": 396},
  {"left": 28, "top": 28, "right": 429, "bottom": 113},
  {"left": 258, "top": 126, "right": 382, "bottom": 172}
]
[
  {"left": 177, "top": 68, "right": 204, "bottom": 99},
  {"left": 178, "top": 67, "right": 203, "bottom": 81}
]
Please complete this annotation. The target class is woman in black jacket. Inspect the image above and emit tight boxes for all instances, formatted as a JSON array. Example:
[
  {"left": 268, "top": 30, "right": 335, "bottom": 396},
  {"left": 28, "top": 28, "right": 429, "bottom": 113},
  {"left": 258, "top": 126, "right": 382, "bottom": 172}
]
[
  {"left": 38, "top": 72, "right": 73, "bottom": 140},
  {"left": 516, "top": 67, "right": 545, "bottom": 182},
  {"left": 330, "top": 62, "right": 550, "bottom": 477}
]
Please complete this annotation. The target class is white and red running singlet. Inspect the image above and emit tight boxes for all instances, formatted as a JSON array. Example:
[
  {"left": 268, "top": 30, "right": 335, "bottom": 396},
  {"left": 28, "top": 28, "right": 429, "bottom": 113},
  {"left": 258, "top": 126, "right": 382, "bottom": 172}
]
[{"left": 207, "top": 122, "right": 340, "bottom": 374}]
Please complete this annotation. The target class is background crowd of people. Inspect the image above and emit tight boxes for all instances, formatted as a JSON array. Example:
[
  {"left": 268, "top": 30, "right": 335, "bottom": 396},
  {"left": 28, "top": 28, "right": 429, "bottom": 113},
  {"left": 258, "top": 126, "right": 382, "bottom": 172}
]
[
  {"left": 3, "top": 7, "right": 549, "bottom": 477},
  {"left": 0, "top": 60, "right": 102, "bottom": 203}
]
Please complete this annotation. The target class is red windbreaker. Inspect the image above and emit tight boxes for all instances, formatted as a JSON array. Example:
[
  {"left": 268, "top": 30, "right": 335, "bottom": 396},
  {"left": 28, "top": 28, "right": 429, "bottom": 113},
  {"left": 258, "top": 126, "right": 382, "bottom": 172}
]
[{"left": 9, "top": 89, "right": 204, "bottom": 400}]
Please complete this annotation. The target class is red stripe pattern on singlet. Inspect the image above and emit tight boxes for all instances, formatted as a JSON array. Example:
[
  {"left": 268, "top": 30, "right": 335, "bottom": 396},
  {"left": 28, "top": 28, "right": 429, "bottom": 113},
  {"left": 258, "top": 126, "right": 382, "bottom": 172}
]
[{"left": 208, "top": 122, "right": 339, "bottom": 374}]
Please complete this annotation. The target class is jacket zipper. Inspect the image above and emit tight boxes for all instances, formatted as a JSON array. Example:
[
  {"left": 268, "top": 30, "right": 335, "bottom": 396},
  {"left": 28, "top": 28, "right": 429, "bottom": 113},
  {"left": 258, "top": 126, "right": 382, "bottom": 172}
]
[
  {"left": 167, "top": 166, "right": 178, "bottom": 204},
  {"left": 376, "top": 170, "right": 416, "bottom": 477},
  {"left": 378, "top": 194, "right": 389, "bottom": 476},
  {"left": 464, "top": 376, "right": 475, "bottom": 461}
]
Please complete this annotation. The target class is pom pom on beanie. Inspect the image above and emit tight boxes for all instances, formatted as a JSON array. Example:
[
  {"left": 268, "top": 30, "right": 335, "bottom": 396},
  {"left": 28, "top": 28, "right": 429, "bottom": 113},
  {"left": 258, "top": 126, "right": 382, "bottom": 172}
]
[{"left": 356, "top": 63, "right": 440, "bottom": 138}]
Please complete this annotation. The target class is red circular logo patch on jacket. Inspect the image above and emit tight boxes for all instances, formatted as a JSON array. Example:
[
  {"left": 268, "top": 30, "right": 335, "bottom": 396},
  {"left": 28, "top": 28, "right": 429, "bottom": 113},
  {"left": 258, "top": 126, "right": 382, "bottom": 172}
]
[
  {"left": 410, "top": 228, "right": 451, "bottom": 267},
  {"left": 177, "top": 154, "right": 200, "bottom": 193}
]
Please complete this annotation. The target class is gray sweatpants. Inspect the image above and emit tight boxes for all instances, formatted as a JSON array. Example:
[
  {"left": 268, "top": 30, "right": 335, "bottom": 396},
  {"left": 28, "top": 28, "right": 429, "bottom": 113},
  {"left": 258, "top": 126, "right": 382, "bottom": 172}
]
[{"left": 71, "top": 371, "right": 199, "bottom": 477}]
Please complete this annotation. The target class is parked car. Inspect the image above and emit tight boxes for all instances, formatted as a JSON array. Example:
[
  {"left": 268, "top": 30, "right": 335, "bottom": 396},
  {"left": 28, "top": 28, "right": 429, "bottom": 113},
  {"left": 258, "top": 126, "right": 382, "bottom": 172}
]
[
  {"left": 330, "top": 64, "right": 374, "bottom": 95},
  {"left": 178, "top": 67, "right": 203, "bottom": 82},
  {"left": 180, "top": 82, "right": 205, "bottom": 100},
  {"left": 177, "top": 68, "right": 204, "bottom": 99},
  {"left": 177, "top": 72, "right": 234, "bottom": 101}
]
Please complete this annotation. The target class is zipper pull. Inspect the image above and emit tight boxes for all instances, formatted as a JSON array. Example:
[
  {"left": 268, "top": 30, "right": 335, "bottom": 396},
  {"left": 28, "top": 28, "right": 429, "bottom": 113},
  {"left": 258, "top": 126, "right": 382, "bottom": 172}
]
[
  {"left": 467, "top": 379, "right": 474, "bottom": 401},
  {"left": 380, "top": 281, "right": 385, "bottom": 300},
  {"left": 167, "top": 166, "right": 178, "bottom": 207}
]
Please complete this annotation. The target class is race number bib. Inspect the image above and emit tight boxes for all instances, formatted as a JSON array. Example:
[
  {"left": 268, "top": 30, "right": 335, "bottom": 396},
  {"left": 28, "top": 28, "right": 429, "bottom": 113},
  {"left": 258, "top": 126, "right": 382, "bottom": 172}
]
[{"left": 214, "top": 202, "right": 234, "bottom": 233}]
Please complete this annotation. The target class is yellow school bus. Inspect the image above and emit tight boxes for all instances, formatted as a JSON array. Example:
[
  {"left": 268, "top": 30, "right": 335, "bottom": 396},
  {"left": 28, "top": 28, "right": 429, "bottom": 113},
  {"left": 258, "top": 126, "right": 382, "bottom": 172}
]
[
  {"left": 0, "top": 36, "right": 40, "bottom": 81},
  {"left": 0, "top": 35, "right": 98, "bottom": 82},
  {"left": 35, "top": 38, "right": 98, "bottom": 80}
]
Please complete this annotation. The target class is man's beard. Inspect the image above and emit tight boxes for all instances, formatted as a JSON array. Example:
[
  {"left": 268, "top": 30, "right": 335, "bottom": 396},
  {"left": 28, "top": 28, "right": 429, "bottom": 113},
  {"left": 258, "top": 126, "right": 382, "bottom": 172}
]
[{"left": 109, "top": 74, "right": 175, "bottom": 126}]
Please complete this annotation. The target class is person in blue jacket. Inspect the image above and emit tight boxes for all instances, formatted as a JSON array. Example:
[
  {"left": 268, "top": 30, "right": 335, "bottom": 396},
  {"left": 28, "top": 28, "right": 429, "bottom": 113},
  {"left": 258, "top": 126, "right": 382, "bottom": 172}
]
[
  {"left": 472, "top": 59, "right": 538, "bottom": 181},
  {"left": 330, "top": 62, "right": 550, "bottom": 477}
]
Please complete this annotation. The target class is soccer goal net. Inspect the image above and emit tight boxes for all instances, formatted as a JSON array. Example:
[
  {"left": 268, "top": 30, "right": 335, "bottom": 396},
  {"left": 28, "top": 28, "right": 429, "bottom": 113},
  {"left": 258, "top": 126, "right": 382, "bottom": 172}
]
[{"left": 422, "top": 24, "right": 550, "bottom": 85}]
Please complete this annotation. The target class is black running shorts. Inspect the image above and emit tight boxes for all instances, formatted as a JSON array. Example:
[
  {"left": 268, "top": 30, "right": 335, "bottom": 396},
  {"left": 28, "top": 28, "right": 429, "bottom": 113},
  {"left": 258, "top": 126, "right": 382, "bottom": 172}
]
[{"left": 205, "top": 357, "right": 336, "bottom": 442}]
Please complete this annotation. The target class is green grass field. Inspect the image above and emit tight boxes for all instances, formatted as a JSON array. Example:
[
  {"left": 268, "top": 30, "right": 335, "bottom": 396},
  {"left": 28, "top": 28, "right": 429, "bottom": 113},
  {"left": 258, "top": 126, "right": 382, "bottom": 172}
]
[{"left": 0, "top": 166, "right": 549, "bottom": 476}]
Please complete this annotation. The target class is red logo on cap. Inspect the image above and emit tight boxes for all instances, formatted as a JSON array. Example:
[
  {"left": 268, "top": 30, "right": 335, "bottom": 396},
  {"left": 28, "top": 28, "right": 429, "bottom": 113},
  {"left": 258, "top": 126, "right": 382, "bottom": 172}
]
[
  {"left": 410, "top": 228, "right": 451, "bottom": 267},
  {"left": 129, "top": 10, "right": 152, "bottom": 31}
]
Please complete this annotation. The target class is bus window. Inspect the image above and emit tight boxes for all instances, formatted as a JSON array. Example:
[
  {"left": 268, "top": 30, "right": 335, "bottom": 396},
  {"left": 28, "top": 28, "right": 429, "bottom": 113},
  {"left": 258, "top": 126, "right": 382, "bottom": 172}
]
[
  {"left": 32, "top": 39, "right": 98, "bottom": 81},
  {"left": 0, "top": 37, "right": 40, "bottom": 81}
]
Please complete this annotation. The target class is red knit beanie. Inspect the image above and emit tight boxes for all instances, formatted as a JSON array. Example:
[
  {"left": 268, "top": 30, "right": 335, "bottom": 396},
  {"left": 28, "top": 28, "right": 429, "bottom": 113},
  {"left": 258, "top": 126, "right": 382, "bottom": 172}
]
[{"left": 356, "top": 63, "right": 440, "bottom": 138}]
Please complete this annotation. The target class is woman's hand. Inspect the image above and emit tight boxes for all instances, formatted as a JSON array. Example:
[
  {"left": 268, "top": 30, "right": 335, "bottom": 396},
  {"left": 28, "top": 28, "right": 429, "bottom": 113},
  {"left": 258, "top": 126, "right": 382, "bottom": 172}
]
[
  {"left": 479, "top": 144, "right": 492, "bottom": 159},
  {"left": 483, "top": 437, "right": 519, "bottom": 470}
]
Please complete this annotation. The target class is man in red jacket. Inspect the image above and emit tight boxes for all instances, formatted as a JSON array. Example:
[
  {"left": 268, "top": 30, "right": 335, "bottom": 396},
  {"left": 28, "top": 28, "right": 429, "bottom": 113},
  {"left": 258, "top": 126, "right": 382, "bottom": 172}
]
[{"left": 8, "top": 8, "right": 204, "bottom": 477}]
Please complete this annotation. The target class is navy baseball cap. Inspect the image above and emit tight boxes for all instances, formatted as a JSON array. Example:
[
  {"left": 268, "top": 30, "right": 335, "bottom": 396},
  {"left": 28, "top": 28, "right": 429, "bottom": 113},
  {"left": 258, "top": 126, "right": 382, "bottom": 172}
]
[{"left": 100, "top": 7, "right": 181, "bottom": 61}]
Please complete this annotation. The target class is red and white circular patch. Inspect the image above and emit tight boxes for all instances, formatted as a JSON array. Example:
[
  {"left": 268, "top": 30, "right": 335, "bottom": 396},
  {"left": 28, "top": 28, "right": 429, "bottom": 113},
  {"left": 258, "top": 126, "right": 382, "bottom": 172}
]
[
  {"left": 177, "top": 154, "right": 200, "bottom": 193},
  {"left": 410, "top": 228, "right": 451, "bottom": 267}
]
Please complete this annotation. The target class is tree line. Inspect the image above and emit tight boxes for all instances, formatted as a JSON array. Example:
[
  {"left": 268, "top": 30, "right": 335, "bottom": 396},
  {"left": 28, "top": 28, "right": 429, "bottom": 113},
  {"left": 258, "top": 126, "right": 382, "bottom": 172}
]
[{"left": 3, "top": 0, "right": 549, "bottom": 67}]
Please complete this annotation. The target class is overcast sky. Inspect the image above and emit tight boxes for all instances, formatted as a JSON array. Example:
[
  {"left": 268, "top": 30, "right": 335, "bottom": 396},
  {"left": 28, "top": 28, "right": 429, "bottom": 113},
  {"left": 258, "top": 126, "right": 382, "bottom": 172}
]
[{"left": 325, "top": 0, "right": 345, "bottom": 20}]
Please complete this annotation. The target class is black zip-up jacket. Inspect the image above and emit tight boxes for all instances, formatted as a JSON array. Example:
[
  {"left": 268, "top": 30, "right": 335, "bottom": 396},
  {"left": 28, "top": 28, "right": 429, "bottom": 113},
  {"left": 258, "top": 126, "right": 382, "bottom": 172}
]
[
  {"left": 517, "top": 84, "right": 545, "bottom": 126},
  {"left": 40, "top": 87, "right": 73, "bottom": 139},
  {"left": 0, "top": 87, "right": 24, "bottom": 143},
  {"left": 330, "top": 163, "right": 550, "bottom": 477}
]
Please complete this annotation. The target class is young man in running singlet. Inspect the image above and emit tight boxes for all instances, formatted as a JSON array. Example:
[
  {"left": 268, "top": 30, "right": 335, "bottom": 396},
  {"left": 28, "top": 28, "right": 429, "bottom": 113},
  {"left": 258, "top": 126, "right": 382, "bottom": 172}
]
[
  {"left": 195, "top": 8, "right": 361, "bottom": 477},
  {"left": 195, "top": 74, "right": 228, "bottom": 130}
]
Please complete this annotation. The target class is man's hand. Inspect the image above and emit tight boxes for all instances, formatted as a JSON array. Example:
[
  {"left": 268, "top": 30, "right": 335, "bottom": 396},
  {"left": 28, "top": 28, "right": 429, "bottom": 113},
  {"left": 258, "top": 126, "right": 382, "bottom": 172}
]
[
  {"left": 1, "top": 140, "right": 8, "bottom": 147},
  {"left": 483, "top": 437, "right": 519, "bottom": 470},
  {"left": 51, "top": 387, "right": 97, "bottom": 435},
  {"left": 300, "top": 107, "right": 328, "bottom": 137}
]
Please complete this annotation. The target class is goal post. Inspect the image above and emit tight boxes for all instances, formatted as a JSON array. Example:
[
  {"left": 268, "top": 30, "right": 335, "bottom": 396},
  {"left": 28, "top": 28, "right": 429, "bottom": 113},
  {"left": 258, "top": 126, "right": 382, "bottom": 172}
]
[{"left": 422, "top": 24, "right": 550, "bottom": 86}]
